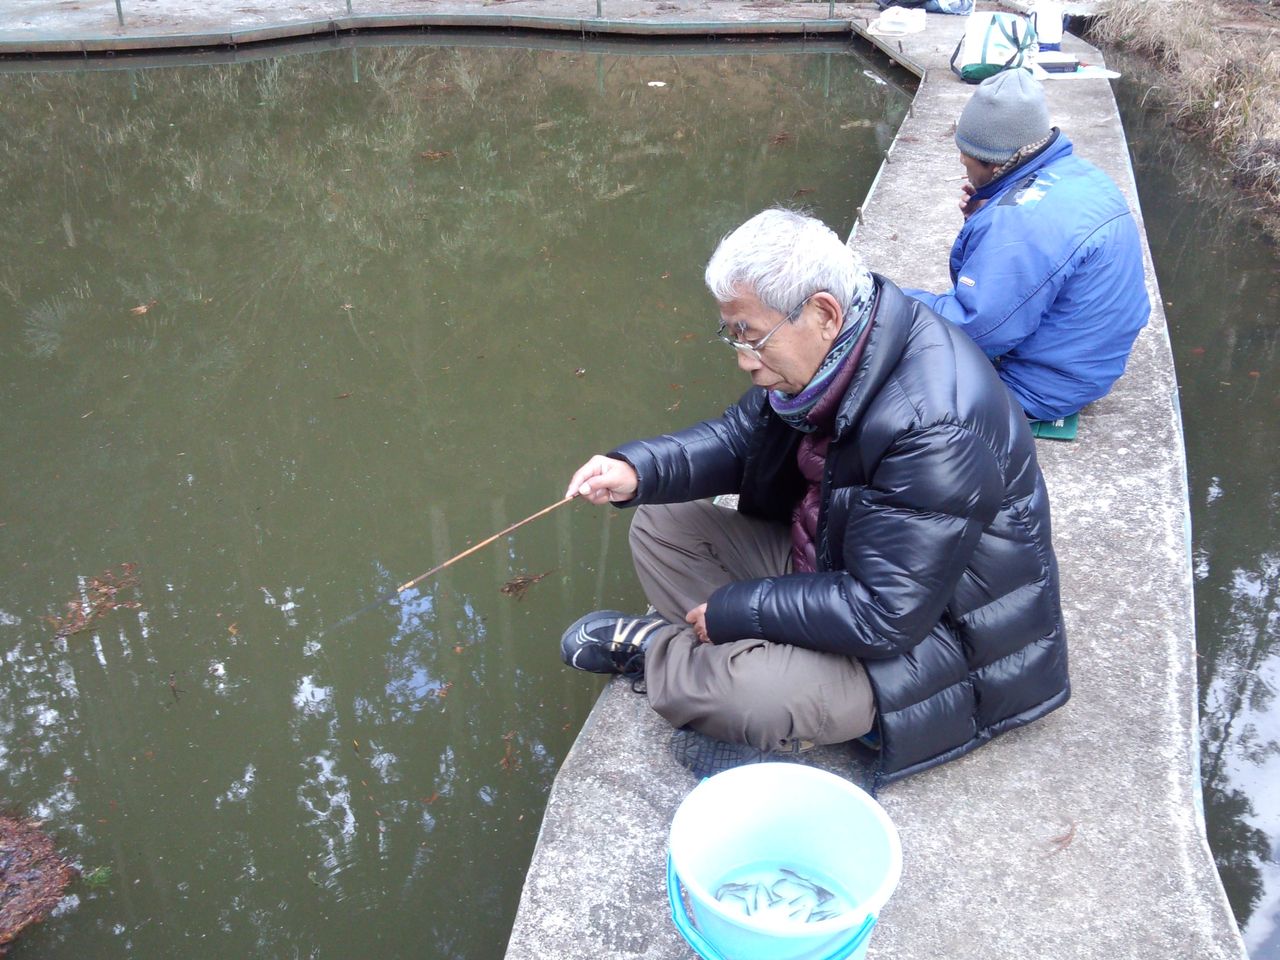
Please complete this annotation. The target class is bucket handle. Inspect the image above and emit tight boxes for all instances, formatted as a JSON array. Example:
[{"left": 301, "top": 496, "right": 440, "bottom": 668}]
[{"left": 666, "top": 855, "right": 877, "bottom": 960}]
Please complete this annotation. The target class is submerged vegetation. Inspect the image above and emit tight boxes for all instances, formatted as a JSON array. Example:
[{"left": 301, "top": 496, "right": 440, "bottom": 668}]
[{"left": 1092, "top": 0, "right": 1280, "bottom": 233}]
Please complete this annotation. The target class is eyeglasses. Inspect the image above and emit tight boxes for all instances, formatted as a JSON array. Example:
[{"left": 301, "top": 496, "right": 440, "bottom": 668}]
[{"left": 715, "top": 296, "right": 813, "bottom": 363}]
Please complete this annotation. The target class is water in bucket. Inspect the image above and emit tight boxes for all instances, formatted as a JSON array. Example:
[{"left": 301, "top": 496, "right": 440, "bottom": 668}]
[{"left": 668, "top": 763, "right": 901, "bottom": 960}]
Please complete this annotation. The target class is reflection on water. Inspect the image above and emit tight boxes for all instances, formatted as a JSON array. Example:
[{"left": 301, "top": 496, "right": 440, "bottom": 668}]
[
  {"left": 0, "top": 39, "right": 908, "bottom": 958},
  {"left": 1113, "top": 53, "right": 1280, "bottom": 959}
]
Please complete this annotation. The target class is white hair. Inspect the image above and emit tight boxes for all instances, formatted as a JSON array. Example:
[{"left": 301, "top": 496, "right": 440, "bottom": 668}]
[{"left": 703, "top": 208, "right": 872, "bottom": 317}]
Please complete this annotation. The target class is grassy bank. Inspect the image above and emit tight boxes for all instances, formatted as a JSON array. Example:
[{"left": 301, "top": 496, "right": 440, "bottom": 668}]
[{"left": 1091, "top": 0, "right": 1280, "bottom": 231}]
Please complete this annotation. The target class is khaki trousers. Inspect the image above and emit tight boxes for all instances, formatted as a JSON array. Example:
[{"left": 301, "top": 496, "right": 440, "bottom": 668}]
[{"left": 629, "top": 500, "right": 876, "bottom": 751}]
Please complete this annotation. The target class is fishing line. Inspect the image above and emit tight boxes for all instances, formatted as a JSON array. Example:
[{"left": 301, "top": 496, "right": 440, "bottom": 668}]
[{"left": 318, "top": 494, "right": 578, "bottom": 640}]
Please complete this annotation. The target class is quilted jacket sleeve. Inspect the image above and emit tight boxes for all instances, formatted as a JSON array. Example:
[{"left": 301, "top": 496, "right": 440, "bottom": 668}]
[
  {"left": 705, "top": 420, "right": 1007, "bottom": 658},
  {"left": 608, "top": 389, "right": 765, "bottom": 505}
]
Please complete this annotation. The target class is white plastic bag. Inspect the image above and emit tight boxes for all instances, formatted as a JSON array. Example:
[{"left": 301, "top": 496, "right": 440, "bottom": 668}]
[{"left": 867, "top": 6, "right": 927, "bottom": 36}]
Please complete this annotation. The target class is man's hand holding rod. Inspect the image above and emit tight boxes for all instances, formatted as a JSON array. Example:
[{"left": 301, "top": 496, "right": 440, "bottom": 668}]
[{"left": 566, "top": 455, "right": 639, "bottom": 505}]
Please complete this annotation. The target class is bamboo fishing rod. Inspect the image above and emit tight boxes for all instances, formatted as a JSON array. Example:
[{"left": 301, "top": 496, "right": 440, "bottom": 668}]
[{"left": 320, "top": 494, "right": 577, "bottom": 638}]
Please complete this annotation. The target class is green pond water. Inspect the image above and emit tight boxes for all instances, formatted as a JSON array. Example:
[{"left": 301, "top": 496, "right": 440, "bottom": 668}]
[
  {"left": 1112, "top": 54, "right": 1280, "bottom": 960},
  {"left": 0, "top": 38, "right": 909, "bottom": 958}
]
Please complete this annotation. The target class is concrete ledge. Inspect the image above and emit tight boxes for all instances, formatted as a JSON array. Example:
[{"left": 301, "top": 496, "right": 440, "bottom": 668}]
[
  {"left": 505, "top": 13, "right": 1250, "bottom": 960},
  {"left": 0, "top": 1, "right": 866, "bottom": 56},
  {"left": 0, "top": 17, "right": 852, "bottom": 57}
]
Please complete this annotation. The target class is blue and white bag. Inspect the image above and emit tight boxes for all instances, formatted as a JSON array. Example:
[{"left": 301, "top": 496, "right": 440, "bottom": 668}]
[{"left": 876, "top": 0, "right": 974, "bottom": 14}]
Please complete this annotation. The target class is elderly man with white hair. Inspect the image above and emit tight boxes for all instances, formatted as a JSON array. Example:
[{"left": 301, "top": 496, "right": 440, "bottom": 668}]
[{"left": 561, "top": 208, "right": 1069, "bottom": 785}]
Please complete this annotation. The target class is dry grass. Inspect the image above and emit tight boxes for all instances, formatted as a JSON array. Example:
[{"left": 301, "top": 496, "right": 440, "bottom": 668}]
[{"left": 1093, "top": 0, "right": 1280, "bottom": 209}]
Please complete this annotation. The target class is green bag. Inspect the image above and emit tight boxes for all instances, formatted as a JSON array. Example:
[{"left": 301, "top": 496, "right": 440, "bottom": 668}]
[
  {"left": 1028, "top": 412, "right": 1079, "bottom": 441},
  {"left": 950, "top": 12, "right": 1038, "bottom": 83}
]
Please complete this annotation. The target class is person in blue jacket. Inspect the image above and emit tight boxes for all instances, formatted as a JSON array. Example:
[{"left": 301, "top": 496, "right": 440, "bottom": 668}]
[{"left": 904, "top": 70, "right": 1151, "bottom": 422}]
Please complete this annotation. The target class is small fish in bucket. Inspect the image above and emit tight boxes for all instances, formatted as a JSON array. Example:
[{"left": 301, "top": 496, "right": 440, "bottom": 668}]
[{"left": 667, "top": 763, "right": 901, "bottom": 960}]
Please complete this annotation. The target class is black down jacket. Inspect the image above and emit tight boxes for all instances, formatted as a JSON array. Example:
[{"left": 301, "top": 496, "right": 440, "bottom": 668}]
[{"left": 612, "top": 277, "right": 1069, "bottom": 783}]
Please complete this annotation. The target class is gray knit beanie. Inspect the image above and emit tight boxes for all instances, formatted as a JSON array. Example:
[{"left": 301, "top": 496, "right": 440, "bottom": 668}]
[{"left": 954, "top": 70, "right": 1052, "bottom": 163}]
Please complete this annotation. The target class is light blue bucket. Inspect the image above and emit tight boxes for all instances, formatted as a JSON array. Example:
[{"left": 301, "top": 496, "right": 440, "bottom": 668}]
[{"left": 667, "top": 763, "right": 901, "bottom": 960}]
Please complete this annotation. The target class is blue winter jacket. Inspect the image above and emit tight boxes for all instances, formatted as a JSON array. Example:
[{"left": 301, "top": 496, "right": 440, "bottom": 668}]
[{"left": 905, "top": 132, "right": 1150, "bottom": 421}]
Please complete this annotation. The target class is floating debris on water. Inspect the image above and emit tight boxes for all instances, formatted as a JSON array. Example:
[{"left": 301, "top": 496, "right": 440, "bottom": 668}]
[
  {"left": 714, "top": 865, "right": 852, "bottom": 924},
  {"left": 0, "top": 814, "right": 76, "bottom": 952},
  {"left": 499, "top": 569, "right": 554, "bottom": 601},
  {"left": 45, "top": 562, "right": 142, "bottom": 639}
]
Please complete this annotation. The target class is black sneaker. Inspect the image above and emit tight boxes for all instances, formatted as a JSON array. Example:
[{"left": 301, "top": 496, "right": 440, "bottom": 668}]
[{"left": 560, "top": 610, "right": 666, "bottom": 676}]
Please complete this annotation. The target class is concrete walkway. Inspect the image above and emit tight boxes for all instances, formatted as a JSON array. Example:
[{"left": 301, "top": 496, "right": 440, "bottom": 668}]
[
  {"left": 0, "top": 5, "right": 1249, "bottom": 958},
  {"left": 0, "top": 0, "right": 865, "bottom": 53}
]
